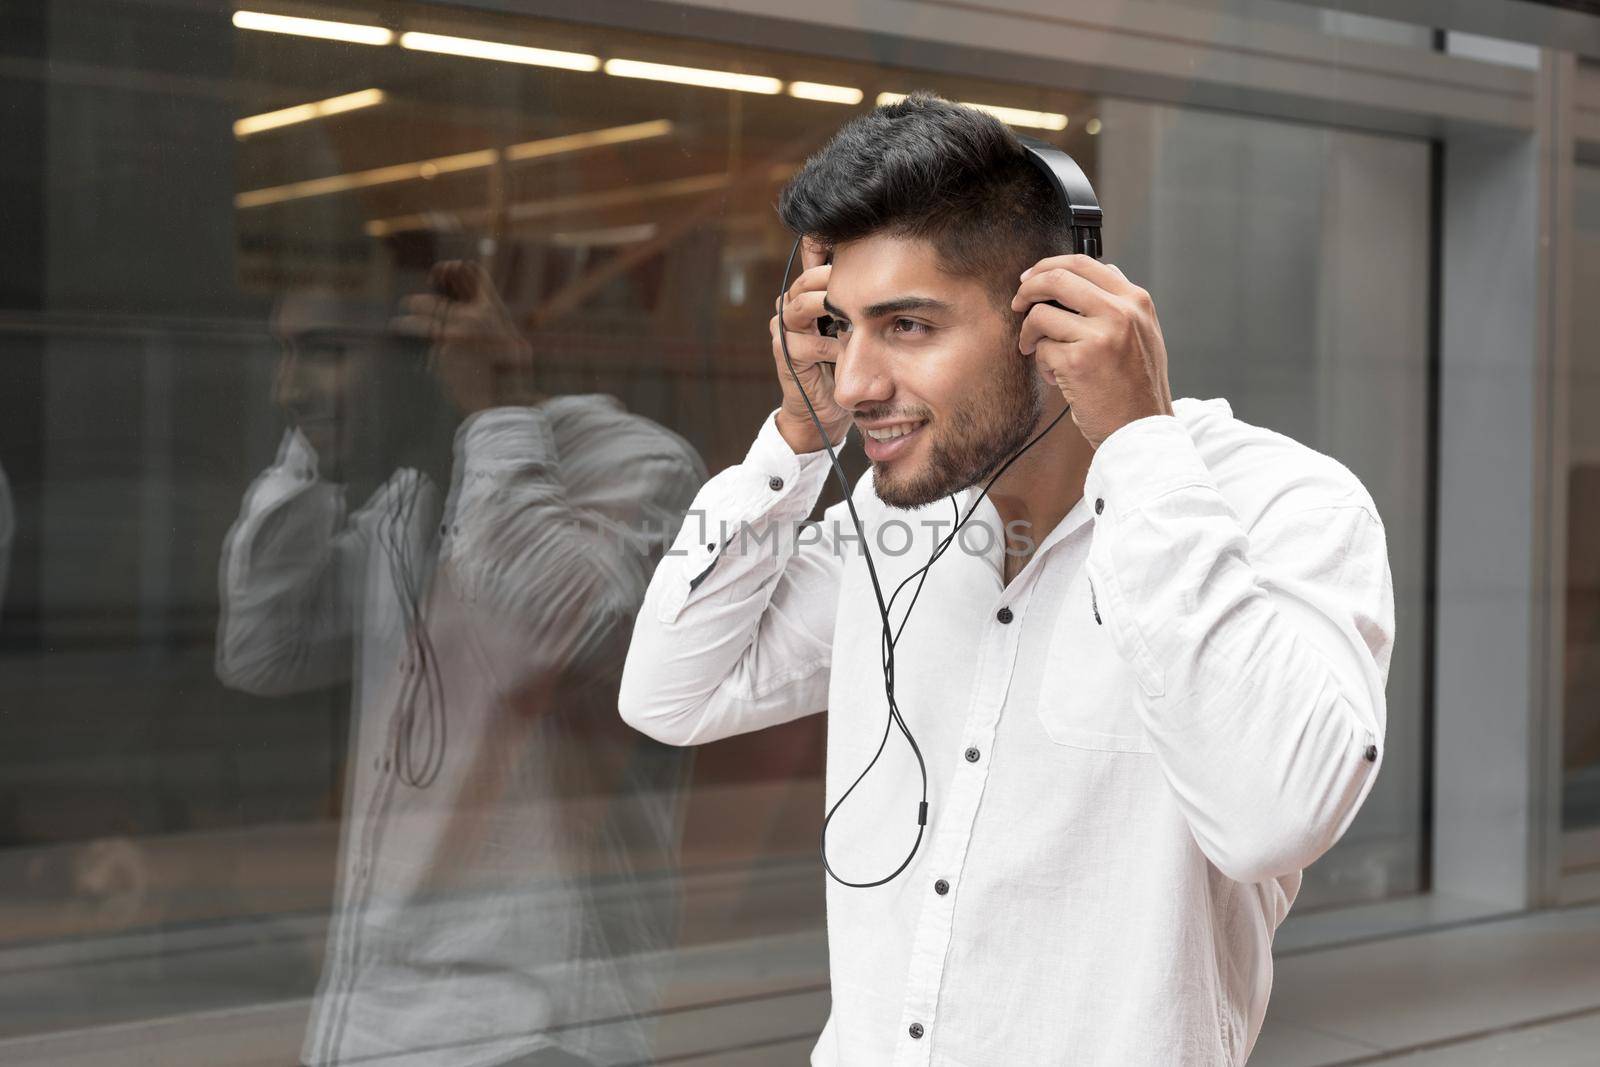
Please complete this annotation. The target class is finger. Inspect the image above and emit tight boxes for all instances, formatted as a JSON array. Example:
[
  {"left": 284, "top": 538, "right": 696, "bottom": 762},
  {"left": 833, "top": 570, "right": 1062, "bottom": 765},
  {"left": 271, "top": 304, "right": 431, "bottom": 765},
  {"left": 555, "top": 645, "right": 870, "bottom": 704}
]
[
  {"left": 1032, "top": 338, "right": 1082, "bottom": 394},
  {"left": 400, "top": 293, "right": 448, "bottom": 317},
  {"left": 781, "top": 288, "right": 832, "bottom": 333},
  {"left": 784, "top": 330, "right": 838, "bottom": 368},
  {"left": 786, "top": 263, "right": 831, "bottom": 303},
  {"left": 1018, "top": 253, "right": 1139, "bottom": 300},
  {"left": 801, "top": 236, "right": 830, "bottom": 272},
  {"left": 1011, "top": 268, "right": 1119, "bottom": 320},
  {"left": 427, "top": 260, "right": 458, "bottom": 298},
  {"left": 771, "top": 314, "right": 837, "bottom": 366},
  {"left": 429, "top": 260, "right": 481, "bottom": 303},
  {"left": 1017, "top": 301, "right": 1097, "bottom": 356},
  {"left": 455, "top": 261, "right": 495, "bottom": 306},
  {"left": 390, "top": 313, "right": 439, "bottom": 338}
]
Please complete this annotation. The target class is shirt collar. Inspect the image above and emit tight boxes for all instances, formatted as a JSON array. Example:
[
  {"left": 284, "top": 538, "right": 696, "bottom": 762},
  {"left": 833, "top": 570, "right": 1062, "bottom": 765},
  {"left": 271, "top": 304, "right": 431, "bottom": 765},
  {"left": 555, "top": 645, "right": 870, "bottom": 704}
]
[{"left": 951, "top": 482, "right": 1095, "bottom": 585}]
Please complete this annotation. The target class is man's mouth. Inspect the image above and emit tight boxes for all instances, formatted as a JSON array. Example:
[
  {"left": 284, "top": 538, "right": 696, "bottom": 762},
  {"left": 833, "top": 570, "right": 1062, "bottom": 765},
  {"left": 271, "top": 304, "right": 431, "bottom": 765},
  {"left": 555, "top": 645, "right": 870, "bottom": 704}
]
[{"left": 858, "top": 418, "right": 928, "bottom": 463}]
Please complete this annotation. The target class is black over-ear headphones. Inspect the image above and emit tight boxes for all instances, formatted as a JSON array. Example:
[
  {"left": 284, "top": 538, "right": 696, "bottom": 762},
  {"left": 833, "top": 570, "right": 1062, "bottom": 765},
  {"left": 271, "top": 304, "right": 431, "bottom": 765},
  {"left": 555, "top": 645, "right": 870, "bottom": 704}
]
[{"left": 775, "top": 132, "right": 1102, "bottom": 888}]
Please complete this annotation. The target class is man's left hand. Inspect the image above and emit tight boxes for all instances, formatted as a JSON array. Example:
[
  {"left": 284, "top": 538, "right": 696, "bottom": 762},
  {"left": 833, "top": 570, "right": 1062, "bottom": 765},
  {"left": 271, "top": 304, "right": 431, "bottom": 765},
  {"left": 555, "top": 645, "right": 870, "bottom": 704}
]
[
  {"left": 393, "top": 260, "right": 540, "bottom": 417},
  {"left": 1010, "top": 254, "right": 1174, "bottom": 449}
]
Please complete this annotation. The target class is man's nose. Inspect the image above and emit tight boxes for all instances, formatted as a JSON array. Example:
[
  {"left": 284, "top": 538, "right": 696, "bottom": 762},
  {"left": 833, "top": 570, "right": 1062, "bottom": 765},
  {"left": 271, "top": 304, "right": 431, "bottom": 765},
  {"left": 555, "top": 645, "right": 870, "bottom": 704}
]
[
  {"left": 273, "top": 350, "right": 306, "bottom": 411},
  {"left": 830, "top": 335, "right": 892, "bottom": 414}
]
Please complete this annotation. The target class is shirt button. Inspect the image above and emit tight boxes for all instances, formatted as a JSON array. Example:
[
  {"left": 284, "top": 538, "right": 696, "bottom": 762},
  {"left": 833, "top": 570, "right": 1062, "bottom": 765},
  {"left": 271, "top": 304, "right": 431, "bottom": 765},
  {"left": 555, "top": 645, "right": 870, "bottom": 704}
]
[
  {"left": 768, "top": 475, "right": 784, "bottom": 491},
  {"left": 706, "top": 542, "right": 716, "bottom": 552},
  {"left": 1094, "top": 497, "right": 1105, "bottom": 515},
  {"left": 964, "top": 746, "right": 980, "bottom": 763},
  {"left": 934, "top": 878, "right": 949, "bottom": 895},
  {"left": 908, "top": 1022, "right": 925, "bottom": 1039},
  {"left": 1364, "top": 744, "right": 1378, "bottom": 762},
  {"left": 996, "top": 606, "right": 1013, "bottom": 624}
]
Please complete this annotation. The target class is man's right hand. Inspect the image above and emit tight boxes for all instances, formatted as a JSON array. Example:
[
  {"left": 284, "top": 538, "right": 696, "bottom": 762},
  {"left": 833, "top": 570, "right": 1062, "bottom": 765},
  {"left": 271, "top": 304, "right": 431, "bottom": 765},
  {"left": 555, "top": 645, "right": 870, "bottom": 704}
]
[{"left": 770, "top": 237, "right": 852, "bottom": 454}]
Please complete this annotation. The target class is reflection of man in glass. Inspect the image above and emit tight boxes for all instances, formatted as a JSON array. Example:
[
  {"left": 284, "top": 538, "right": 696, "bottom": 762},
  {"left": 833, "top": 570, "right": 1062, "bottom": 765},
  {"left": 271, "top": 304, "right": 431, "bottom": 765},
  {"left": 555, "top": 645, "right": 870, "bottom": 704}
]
[{"left": 217, "top": 263, "right": 706, "bottom": 1067}]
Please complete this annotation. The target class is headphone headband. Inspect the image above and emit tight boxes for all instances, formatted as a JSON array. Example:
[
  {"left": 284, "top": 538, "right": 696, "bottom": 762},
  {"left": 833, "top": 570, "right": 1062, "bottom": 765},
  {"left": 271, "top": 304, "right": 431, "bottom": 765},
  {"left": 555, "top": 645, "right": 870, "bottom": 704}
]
[{"left": 1016, "top": 133, "right": 1103, "bottom": 260}]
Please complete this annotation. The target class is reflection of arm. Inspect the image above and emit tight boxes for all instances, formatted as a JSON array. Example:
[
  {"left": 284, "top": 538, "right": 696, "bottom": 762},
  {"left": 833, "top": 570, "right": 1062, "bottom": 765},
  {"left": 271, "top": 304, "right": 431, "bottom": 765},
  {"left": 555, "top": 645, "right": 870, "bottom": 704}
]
[
  {"left": 619, "top": 410, "right": 844, "bottom": 747},
  {"left": 215, "top": 428, "right": 367, "bottom": 696},
  {"left": 0, "top": 464, "right": 12, "bottom": 609},
  {"left": 1083, "top": 416, "right": 1394, "bottom": 884},
  {"left": 442, "top": 404, "right": 704, "bottom": 692}
]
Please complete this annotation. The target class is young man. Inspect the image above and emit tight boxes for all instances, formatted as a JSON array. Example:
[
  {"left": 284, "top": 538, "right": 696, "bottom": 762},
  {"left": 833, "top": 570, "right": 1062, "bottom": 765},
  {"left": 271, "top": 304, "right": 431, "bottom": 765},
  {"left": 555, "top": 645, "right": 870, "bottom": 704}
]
[{"left": 620, "top": 92, "right": 1393, "bottom": 1065}]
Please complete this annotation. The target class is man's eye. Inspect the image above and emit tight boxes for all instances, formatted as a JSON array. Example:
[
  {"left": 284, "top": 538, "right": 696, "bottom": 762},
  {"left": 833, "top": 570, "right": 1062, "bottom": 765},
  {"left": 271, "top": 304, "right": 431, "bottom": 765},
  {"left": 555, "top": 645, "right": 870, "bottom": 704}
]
[{"left": 893, "top": 318, "right": 929, "bottom": 335}]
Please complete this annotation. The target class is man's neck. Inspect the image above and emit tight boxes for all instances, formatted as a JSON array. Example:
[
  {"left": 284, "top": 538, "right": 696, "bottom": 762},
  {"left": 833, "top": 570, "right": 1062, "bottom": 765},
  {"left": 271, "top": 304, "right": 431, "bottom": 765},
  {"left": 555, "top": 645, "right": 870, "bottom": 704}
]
[{"left": 985, "top": 402, "right": 1094, "bottom": 586}]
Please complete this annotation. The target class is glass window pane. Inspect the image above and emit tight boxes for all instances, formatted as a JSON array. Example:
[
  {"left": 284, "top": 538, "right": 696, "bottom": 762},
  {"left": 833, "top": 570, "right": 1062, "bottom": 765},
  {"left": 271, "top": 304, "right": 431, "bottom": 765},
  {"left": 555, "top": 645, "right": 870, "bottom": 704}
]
[
  {"left": 0, "top": 2, "right": 1435, "bottom": 1060},
  {"left": 1564, "top": 163, "right": 1600, "bottom": 858}
]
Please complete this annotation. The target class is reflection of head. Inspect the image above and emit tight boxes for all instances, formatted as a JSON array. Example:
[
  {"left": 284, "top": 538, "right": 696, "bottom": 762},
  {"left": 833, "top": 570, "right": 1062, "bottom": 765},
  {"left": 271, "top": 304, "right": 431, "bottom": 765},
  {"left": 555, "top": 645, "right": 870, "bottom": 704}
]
[
  {"left": 776, "top": 91, "right": 1061, "bottom": 507},
  {"left": 268, "top": 289, "right": 453, "bottom": 493},
  {"left": 777, "top": 90, "right": 1073, "bottom": 317}
]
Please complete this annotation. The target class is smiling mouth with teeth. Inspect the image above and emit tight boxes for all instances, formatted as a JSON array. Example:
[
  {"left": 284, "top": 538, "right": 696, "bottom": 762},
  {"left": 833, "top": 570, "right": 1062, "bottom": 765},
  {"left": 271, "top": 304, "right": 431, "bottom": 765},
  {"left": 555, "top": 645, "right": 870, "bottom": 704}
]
[{"left": 862, "top": 420, "right": 928, "bottom": 441}]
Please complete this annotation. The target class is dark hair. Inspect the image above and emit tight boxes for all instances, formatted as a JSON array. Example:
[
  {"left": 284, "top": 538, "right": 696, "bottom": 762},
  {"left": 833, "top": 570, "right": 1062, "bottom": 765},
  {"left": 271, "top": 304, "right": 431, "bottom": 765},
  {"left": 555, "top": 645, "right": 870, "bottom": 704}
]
[{"left": 776, "top": 90, "right": 1073, "bottom": 316}]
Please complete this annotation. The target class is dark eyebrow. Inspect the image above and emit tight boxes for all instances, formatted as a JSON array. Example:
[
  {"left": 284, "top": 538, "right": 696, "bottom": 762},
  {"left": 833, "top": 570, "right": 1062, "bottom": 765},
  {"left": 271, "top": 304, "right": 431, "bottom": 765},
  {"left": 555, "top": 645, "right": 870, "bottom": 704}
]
[{"left": 822, "top": 295, "right": 954, "bottom": 320}]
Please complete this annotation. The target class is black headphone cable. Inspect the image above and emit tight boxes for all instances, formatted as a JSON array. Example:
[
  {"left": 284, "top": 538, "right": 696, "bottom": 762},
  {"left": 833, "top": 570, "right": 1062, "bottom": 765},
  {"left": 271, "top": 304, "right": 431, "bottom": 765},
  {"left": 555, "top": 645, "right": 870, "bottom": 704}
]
[{"left": 775, "top": 235, "right": 1068, "bottom": 887}]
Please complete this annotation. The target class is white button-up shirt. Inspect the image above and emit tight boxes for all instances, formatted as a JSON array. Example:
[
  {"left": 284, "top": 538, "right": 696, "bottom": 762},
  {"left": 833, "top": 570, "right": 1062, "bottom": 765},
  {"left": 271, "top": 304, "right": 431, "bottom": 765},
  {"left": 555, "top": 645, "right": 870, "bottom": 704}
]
[{"left": 621, "top": 396, "right": 1393, "bottom": 1066}]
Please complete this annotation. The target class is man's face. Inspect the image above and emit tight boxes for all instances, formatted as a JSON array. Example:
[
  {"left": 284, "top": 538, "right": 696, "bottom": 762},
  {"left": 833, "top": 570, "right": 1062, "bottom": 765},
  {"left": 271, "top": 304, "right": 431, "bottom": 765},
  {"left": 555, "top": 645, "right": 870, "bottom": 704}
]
[
  {"left": 269, "top": 292, "right": 386, "bottom": 467},
  {"left": 823, "top": 233, "right": 1042, "bottom": 508}
]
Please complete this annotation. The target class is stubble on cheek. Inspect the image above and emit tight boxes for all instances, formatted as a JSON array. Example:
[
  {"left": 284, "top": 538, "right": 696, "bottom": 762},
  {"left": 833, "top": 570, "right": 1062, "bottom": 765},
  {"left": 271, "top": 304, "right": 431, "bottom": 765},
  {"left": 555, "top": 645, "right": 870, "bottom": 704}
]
[{"left": 872, "top": 333, "right": 1041, "bottom": 509}]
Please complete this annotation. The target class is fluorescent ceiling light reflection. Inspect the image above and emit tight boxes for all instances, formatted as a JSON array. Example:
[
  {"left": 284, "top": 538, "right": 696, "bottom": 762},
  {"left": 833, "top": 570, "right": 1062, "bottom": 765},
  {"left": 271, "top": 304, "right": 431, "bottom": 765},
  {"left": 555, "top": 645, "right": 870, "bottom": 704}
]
[
  {"left": 236, "top": 119, "right": 675, "bottom": 209},
  {"left": 1085, "top": 117, "right": 1102, "bottom": 135},
  {"left": 970, "top": 103, "right": 1068, "bottom": 131},
  {"left": 365, "top": 163, "right": 795, "bottom": 237},
  {"left": 603, "top": 58, "right": 781, "bottom": 95},
  {"left": 232, "top": 10, "right": 394, "bottom": 45},
  {"left": 876, "top": 92, "right": 1068, "bottom": 131},
  {"left": 503, "top": 118, "right": 673, "bottom": 161},
  {"left": 234, "top": 88, "right": 386, "bottom": 138},
  {"left": 548, "top": 223, "right": 660, "bottom": 248},
  {"left": 398, "top": 31, "right": 599, "bottom": 71},
  {"left": 787, "top": 81, "right": 863, "bottom": 105},
  {"left": 237, "top": 148, "right": 495, "bottom": 208}
]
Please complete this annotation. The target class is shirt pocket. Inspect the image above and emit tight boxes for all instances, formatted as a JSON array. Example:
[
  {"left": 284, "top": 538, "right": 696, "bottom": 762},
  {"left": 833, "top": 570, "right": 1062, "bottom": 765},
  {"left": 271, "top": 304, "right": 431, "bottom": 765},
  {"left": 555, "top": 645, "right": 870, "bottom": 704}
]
[{"left": 1035, "top": 574, "right": 1154, "bottom": 755}]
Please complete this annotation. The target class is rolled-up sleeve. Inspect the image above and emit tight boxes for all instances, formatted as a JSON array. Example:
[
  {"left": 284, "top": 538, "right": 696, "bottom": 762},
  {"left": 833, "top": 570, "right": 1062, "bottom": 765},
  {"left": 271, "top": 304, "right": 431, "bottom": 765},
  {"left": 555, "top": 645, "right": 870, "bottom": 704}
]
[
  {"left": 619, "top": 410, "right": 844, "bottom": 747},
  {"left": 215, "top": 427, "right": 371, "bottom": 697},
  {"left": 441, "top": 404, "right": 700, "bottom": 690},
  {"left": 1082, "top": 414, "right": 1394, "bottom": 885}
]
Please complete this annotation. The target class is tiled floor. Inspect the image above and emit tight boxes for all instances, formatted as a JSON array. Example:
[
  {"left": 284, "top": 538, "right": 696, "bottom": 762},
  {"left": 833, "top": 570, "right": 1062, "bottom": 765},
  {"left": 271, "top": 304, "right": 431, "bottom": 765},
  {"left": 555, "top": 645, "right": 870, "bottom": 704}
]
[
  {"left": 1252, "top": 902, "right": 1600, "bottom": 1065},
  {"left": 1, "top": 897, "right": 1596, "bottom": 1064}
]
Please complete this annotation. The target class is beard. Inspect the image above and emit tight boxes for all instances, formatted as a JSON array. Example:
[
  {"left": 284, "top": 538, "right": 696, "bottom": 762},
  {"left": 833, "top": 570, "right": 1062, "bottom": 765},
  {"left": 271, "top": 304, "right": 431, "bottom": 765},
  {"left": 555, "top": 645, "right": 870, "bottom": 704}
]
[{"left": 871, "top": 341, "right": 1045, "bottom": 509}]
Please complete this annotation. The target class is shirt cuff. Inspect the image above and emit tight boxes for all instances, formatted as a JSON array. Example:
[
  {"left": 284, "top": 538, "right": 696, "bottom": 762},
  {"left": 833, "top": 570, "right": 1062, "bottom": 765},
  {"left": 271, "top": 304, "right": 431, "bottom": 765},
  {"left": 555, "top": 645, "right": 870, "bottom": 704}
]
[
  {"left": 455, "top": 405, "right": 558, "bottom": 475},
  {"left": 1083, "top": 414, "right": 1217, "bottom": 523},
  {"left": 654, "top": 410, "right": 836, "bottom": 624},
  {"left": 742, "top": 408, "right": 836, "bottom": 500},
  {"left": 244, "top": 426, "right": 326, "bottom": 514}
]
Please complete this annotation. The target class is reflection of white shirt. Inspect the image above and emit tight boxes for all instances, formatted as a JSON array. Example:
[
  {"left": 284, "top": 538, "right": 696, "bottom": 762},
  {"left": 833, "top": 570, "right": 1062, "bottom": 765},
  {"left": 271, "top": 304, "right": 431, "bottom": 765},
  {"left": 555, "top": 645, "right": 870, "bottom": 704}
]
[
  {"left": 622, "top": 397, "right": 1393, "bottom": 1067},
  {"left": 218, "top": 395, "right": 706, "bottom": 1067}
]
